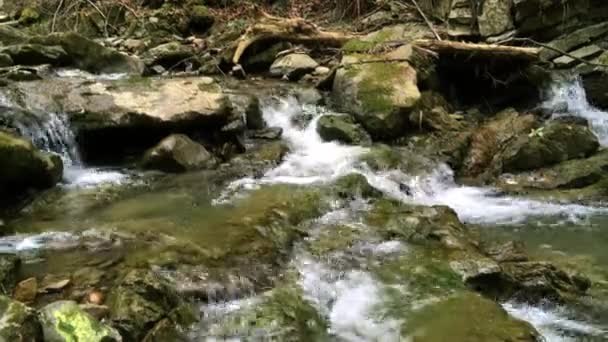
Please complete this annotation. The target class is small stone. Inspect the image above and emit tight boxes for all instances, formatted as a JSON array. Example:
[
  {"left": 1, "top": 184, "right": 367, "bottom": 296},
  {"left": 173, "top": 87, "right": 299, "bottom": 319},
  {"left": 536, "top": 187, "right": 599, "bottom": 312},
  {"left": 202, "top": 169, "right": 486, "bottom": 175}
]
[
  {"left": 14, "top": 277, "right": 37, "bottom": 303},
  {"left": 249, "top": 127, "right": 283, "bottom": 140},
  {"left": 87, "top": 290, "right": 105, "bottom": 305},
  {"left": 313, "top": 66, "right": 330, "bottom": 76},
  {"left": 231, "top": 64, "right": 246, "bottom": 79},
  {"left": 79, "top": 303, "right": 109, "bottom": 320},
  {"left": 151, "top": 64, "right": 166, "bottom": 75},
  {"left": 199, "top": 76, "right": 215, "bottom": 85},
  {"left": 40, "top": 278, "right": 71, "bottom": 293}
]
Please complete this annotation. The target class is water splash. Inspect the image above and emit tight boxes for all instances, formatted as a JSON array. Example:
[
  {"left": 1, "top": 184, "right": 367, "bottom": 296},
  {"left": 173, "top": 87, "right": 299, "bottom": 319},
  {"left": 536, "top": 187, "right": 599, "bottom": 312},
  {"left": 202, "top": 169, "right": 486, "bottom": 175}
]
[
  {"left": 504, "top": 302, "right": 608, "bottom": 341},
  {"left": 545, "top": 77, "right": 608, "bottom": 146}
]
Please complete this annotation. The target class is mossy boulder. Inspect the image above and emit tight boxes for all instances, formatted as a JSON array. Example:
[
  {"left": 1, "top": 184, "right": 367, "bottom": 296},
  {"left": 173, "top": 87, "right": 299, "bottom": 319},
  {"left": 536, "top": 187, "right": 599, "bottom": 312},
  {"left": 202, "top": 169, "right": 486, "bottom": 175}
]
[
  {"left": 18, "top": 7, "right": 40, "bottom": 25},
  {"left": 501, "top": 121, "right": 599, "bottom": 173},
  {"left": 0, "top": 26, "right": 28, "bottom": 45},
  {"left": 107, "top": 268, "right": 195, "bottom": 341},
  {"left": 316, "top": 114, "right": 372, "bottom": 145},
  {"left": 0, "top": 295, "right": 42, "bottom": 341},
  {"left": 0, "top": 44, "right": 68, "bottom": 66},
  {"left": 342, "top": 24, "right": 432, "bottom": 53},
  {"left": 188, "top": 5, "right": 214, "bottom": 33},
  {"left": 0, "top": 131, "right": 63, "bottom": 201},
  {"left": 333, "top": 173, "right": 382, "bottom": 199},
  {"left": 40, "top": 301, "right": 121, "bottom": 342},
  {"left": 404, "top": 293, "right": 539, "bottom": 341},
  {"left": 141, "top": 134, "right": 218, "bottom": 173},
  {"left": 29, "top": 32, "right": 144, "bottom": 74},
  {"left": 332, "top": 54, "right": 421, "bottom": 139}
]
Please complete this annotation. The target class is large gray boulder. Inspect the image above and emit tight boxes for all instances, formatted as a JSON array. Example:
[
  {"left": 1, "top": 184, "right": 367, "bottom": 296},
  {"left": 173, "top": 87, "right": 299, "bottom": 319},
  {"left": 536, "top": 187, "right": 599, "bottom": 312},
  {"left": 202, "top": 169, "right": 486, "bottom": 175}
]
[
  {"left": 141, "top": 134, "right": 218, "bottom": 172},
  {"left": 269, "top": 53, "right": 319, "bottom": 80},
  {"left": 140, "top": 42, "right": 194, "bottom": 69}
]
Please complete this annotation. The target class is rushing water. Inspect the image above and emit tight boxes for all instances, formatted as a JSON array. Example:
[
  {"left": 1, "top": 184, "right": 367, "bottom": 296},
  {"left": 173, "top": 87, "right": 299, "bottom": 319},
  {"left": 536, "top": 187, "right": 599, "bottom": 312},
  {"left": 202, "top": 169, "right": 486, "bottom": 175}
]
[{"left": 2, "top": 78, "right": 608, "bottom": 340}]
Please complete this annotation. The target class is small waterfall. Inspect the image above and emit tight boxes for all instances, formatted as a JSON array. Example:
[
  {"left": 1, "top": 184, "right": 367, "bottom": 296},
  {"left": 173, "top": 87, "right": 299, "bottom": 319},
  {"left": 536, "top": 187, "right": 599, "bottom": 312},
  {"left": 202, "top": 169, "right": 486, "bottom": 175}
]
[
  {"left": 14, "top": 111, "right": 82, "bottom": 166},
  {"left": 545, "top": 77, "right": 608, "bottom": 146}
]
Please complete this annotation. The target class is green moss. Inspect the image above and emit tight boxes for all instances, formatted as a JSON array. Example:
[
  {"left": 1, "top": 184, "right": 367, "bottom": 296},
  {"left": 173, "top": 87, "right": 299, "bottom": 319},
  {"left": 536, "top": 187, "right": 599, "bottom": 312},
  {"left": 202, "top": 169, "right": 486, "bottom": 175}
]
[
  {"left": 342, "top": 30, "right": 393, "bottom": 53},
  {"left": 307, "top": 225, "right": 361, "bottom": 256},
  {"left": 345, "top": 61, "right": 403, "bottom": 115}
]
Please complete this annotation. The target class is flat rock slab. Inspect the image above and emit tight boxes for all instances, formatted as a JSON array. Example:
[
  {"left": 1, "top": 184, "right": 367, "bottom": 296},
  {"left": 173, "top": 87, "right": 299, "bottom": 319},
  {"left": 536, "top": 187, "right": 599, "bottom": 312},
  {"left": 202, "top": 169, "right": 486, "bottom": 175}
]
[{"left": 553, "top": 44, "right": 604, "bottom": 68}]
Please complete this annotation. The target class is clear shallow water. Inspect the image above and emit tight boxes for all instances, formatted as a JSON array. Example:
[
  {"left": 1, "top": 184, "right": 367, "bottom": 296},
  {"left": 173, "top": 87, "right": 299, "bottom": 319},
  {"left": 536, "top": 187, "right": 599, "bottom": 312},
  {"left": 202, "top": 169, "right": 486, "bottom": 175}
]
[{"left": 3, "top": 80, "right": 608, "bottom": 340}]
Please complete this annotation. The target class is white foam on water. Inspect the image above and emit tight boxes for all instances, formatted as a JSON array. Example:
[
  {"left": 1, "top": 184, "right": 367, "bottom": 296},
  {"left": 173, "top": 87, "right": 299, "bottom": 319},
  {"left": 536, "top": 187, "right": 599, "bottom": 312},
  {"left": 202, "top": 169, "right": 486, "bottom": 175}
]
[
  {"left": 363, "top": 164, "right": 605, "bottom": 225},
  {"left": 0, "top": 232, "right": 79, "bottom": 253},
  {"left": 54, "top": 68, "right": 128, "bottom": 80},
  {"left": 63, "top": 167, "right": 129, "bottom": 187},
  {"left": 504, "top": 302, "right": 607, "bottom": 341},
  {"left": 297, "top": 257, "right": 402, "bottom": 342},
  {"left": 546, "top": 77, "right": 608, "bottom": 146}
]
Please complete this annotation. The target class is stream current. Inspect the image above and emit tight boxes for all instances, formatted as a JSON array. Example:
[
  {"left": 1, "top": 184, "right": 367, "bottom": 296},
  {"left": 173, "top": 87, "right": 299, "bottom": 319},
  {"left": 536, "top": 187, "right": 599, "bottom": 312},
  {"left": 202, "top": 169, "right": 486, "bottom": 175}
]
[{"left": 1, "top": 76, "right": 608, "bottom": 341}]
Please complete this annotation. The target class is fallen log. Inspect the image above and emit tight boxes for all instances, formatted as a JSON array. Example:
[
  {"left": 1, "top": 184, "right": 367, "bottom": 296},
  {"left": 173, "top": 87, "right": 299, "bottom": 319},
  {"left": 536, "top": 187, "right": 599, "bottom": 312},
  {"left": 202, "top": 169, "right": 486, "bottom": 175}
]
[
  {"left": 231, "top": 12, "right": 355, "bottom": 65},
  {"left": 413, "top": 39, "right": 540, "bottom": 61}
]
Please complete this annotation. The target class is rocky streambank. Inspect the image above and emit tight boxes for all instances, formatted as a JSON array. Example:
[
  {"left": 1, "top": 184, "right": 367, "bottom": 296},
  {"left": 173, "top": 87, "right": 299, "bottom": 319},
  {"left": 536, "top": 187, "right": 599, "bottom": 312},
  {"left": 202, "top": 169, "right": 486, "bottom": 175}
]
[{"left": 1, "top": 0, "right": 608, "bottom": 341}]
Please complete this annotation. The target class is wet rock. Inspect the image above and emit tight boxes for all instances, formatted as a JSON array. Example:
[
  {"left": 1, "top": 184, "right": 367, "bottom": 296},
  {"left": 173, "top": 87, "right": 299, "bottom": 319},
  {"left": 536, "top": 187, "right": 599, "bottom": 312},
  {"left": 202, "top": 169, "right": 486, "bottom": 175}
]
[
  {"left": 141, "top": 42, "right": 194, "bottom": 70},
  {"left": 461, "top": 108, "right": 537, "bottom": 179},
  {"left": 29, "top": 32, "right": 143, "bottom": 74},
  {"left": 478, "top": 0, "right": 514, "bottom": 38},
  {"left": 0, "top": 26, "right": 27, "bottom": 45},
  {"left": 485, "top": 241, "right": 529, "bottom": 263},
  {"left": 79, "top": 304, "right": 109, "bottom": 321},
  {"left": 501, "top": 121, "right": 599, "bottom": 173},
  {"left": 0, "top": 131, "right": 63, "bottom": 200},
  {"left": 552, "top": 115, "right": 589, "bottom": 126},
  {"left": 0, "top": 255, "right": 19, "bottom": 295},
  {"left": 540, "top": 22, "right": 608, "bottom": 61},
  {"left": 142, "top": 134, "right": 218, "bottom": 173},
  {"left": 107, "top": 268, "right": 195, "bottom": 341},
  {"left": 293, "top": 87, "right": 323, "bottom": 105},
  {"left": 249, "top": 127, "right": 283, "bottom": 140},
  {"left": 228, "top": 94, "right": 262, "bottom": 130},
  {"left": 497, "top": 149, "right": 608, "bottom": 192},
  {"left": 269, "top": 53, "right": 319, "bottom": 80},
  {"left": 142, "top": 318, "right": 188, "bottom": 342},
  {"left": 581, "top": 70, "right": 608, "bottom": 109},
  {"left": 40, "top": 300, "right": 121, "bottom": 342},
  {"left": 333, "top": 173, "right": 382, "bottom": 199},
  {"left": 242, "top": 42, "right": 290, "bottom": 71},
  {"left": 408, "top": 106, "right": 462, "bottom": 132},
  {"left": 0, "top": 44, "right": 68, "bottom": 66},
  {"left": 406, "top": 293, "right": 540, "bottom": 341},
  {"left": 342, "top": 24, "right": 433, "bottom": 53},
  {"left": 13, "top": 277, "right": 37, "bottom": 303},
  {"left": 0, "top": 295, "right": 43, "bottom": 341},
  {"left": 0, "top": 53, "right": 12, "bottom": 67},
  {"left": 495, "top": 262, "right": 591, "bottom": 303},
  {"left": 39, "top": 277, "right": 71, "bottom": 294},
  {"left": 332, "top": 53, "right": 421, "bottom": 139},
  {"left": 316, "top": 114, "right": 372, "bottom": 145}
]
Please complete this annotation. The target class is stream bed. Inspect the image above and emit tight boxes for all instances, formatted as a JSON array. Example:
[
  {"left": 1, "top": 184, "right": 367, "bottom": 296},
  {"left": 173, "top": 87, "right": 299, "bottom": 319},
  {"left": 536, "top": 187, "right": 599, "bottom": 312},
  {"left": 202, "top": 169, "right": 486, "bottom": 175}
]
[{"left": 1, "top": 76, "right": 608, "bottom": 341}]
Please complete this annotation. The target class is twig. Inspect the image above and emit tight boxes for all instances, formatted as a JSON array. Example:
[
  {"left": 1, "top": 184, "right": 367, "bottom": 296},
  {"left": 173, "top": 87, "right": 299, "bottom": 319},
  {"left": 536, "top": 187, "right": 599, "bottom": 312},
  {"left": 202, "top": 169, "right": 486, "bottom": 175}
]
[
  {"left": 51, "top": 0, "right": 65, "bottom": 33},
  {"left": 82, "top": 0, "right": 109, "bottom": 37},
  {"left": 409, "top": 0, "right": 441, "bottom": 40},
  {"left": 498, "top": 37, "right": 608, "bottom": 68}
]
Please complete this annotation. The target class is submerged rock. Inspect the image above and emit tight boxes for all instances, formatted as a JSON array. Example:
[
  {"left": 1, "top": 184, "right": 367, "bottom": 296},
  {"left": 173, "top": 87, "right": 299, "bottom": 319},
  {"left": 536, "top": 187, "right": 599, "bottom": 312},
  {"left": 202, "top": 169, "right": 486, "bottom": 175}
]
[
  {"left": 40, "top": 300, "right": 121, "bottom": 342},
  {"left": 141, "top": 134, "right": 218, "bottom": 173},
  {"left": 316, "top": 114, "right": 372, "bottom": 145},
  {"left": 332, "top": 53, "right": 421, "bottom": 139},
  {"left": 269, "top": 53, "right": 319, "bottom": 80},
  {"left": 0, "top": 131, "right": 63, "bottom": 200},
  {"left": 0, "top": 295, "right": 43, "bottom": 341},
  {"left": 333, "top": 173, "right": 382, "bottom": 199}
]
